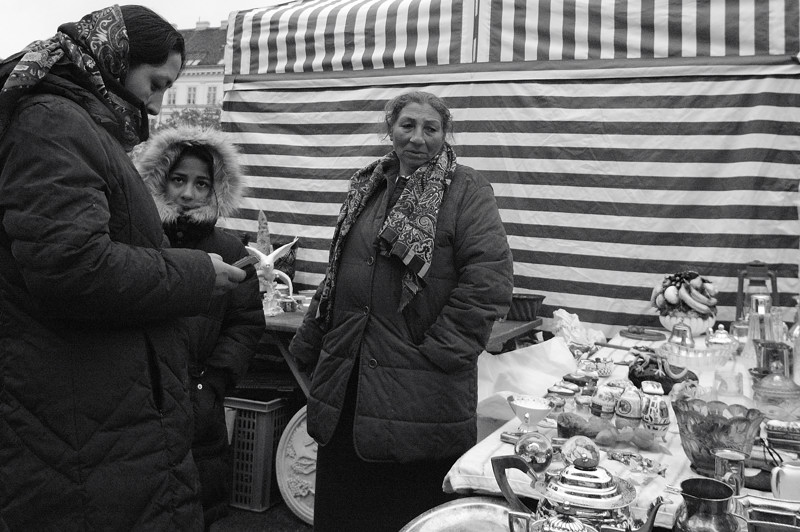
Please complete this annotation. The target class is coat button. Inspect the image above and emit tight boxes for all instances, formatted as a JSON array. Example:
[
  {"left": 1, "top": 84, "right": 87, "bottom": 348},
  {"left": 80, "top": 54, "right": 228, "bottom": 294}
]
[
  {"left": 197, "top": 383, "right": 203, "bottom": 390},
  {"left": 368, "top": 358, "right": 378, "bottom": 369},
  {"left": 364, "top": 306, "right": 370, "bottom": 315},
  {"left": 176, "top": 231, "right": 184, "bottom": 238},
  {"left": 367, "top": 256, "right": 375, "bottom": 265}
]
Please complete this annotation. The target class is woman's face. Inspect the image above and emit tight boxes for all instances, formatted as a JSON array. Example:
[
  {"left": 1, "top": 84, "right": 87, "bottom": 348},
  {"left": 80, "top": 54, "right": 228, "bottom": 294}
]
[
  {"left": 124, "top": 51, "right": 182, "bottom": 115},
  {"left": 166, "top": 154, "right": 212, "bottom": 212},
  {"left": 391, "top": 102, "right": 445, "bottom": 176}
]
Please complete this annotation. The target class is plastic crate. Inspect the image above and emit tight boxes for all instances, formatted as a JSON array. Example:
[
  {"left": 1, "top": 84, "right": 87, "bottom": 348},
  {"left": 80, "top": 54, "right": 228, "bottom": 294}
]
[{"left": 224, "top": 396, "right": 291, "bottom": 511}]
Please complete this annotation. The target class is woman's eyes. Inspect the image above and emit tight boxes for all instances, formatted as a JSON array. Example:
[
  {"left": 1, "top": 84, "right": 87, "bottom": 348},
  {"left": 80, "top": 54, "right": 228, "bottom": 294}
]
[
  {"left": 169, "top": 176, "right": 210, "bottom": 189},
  {"left": 400, "top": 123, "right": 439, "bottom": 134}
]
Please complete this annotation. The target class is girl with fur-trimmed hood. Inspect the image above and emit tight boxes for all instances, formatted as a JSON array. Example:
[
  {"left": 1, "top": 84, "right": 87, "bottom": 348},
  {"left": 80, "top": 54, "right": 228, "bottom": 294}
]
[{"left": 135, "top": 126, "right": 265, "bottom": 528}]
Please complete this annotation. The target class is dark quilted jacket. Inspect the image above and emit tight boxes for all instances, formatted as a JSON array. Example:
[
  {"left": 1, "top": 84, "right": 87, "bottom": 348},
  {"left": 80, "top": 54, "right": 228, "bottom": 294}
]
[
  {"left": 290, "top": 163, "right": 514, "bottom": 463},
  {"left": 134, "top": 127, "right": 265, "bottom": 525},
  {"left": 0, "top": 70, "right": 214, "bottom": 530}
]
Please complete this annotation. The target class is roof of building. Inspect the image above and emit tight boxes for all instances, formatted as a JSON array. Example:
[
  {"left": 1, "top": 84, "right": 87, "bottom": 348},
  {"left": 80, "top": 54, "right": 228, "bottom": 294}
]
[{"left": 179, "top": 24, "right": 228, "bottom": 67}]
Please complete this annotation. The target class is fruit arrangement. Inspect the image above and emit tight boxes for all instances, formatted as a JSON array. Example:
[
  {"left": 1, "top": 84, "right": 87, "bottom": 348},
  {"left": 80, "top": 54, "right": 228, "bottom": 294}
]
[{"left": 651, "top": 270, "right": 718, "bottom": 319}]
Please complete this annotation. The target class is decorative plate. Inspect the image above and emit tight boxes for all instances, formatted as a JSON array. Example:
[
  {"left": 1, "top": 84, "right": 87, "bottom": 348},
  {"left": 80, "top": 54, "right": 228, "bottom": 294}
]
[{"left": 275, "top": 405, "right": 316, "bottom": 525}]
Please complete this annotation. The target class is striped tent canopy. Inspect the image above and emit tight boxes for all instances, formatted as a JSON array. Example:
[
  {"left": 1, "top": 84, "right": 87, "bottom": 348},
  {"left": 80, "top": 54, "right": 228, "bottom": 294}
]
[{"left": 220, "top": 0, "right": 800, "bottom": 338}]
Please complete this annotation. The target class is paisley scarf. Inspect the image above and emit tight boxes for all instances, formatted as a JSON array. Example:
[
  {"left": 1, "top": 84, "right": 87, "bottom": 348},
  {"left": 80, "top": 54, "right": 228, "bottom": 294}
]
[
  {"left": 317, "top": 143, "right": 456, "bottom": 327},
  {"left": 0, "top": 5, "right": 147, "bottom": 150}
]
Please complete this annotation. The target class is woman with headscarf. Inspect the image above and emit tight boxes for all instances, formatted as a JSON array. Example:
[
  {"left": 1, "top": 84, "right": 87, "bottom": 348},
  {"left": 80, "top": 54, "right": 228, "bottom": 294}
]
[
  {"left": 0, "top": 6, "right": 245, "bottom": 531},
  {"left": 134, "top": 126, "right": 265, "bottom": 529},
  {"left": 289, "top": 90, "right": 514, "bottom": 531}
]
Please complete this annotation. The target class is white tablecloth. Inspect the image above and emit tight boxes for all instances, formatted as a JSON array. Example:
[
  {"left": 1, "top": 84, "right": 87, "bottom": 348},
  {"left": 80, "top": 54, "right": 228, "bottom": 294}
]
[{"left": 444, "top": 334, "right": 783, "bottom": 529}]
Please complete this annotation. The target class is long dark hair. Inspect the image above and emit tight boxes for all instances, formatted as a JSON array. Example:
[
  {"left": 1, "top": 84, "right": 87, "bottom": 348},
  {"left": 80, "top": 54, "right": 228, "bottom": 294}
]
[{"left": 120, "top": 5, "right": 185, "bottom": 69}]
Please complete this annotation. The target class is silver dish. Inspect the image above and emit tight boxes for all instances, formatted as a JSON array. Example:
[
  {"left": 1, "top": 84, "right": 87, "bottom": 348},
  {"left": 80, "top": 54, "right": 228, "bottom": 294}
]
[{"left": 399, "top": 497, "right": 514, "bottom": 532}]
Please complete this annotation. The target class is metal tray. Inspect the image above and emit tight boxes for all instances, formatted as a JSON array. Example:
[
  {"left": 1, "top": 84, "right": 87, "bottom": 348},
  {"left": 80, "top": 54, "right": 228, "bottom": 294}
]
[
  {"left": 400, "top": 497, "right": 514, "bottom": 532},
  {"left": 736, "top": 493, "right": 800, "bottom": 532}
]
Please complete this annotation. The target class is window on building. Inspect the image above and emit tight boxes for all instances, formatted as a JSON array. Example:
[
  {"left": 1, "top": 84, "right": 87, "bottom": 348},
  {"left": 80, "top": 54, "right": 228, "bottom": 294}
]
[
  {"left": 187, "top": 87, "right": 197, "bottom": 105},
  {"left": 207, "top": 86, "right": 218, "bottom": 105},
  {"left": 167, "top": 89, "right": 176, "bottom": 106}
]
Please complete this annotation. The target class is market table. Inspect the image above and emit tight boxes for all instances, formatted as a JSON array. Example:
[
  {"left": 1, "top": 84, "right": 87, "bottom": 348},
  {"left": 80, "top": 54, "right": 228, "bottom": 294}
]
[
  {"left": 263, "top": 310, "right": 542, "bottom": 398},
  {"left": 443, "top": 334, "right": 790, "bottom": 530}
]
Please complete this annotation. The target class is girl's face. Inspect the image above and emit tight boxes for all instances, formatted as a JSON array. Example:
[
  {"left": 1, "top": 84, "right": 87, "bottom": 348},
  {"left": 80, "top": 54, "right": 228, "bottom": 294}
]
[
  {"left": 124, "top": 50, "right": 182, "bottom": 115},
  {"left": 390, "top": 102, "right": 445, "bottom": 176},
  {"left": 166, "top": 154, "right": 212, "bottom": 212}
]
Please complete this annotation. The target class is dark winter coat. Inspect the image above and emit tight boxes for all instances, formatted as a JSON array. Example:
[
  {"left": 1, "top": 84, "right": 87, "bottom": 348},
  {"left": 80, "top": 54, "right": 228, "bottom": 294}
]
[
  {"left": 134, "top": 127, "right": 265, "bottom": 526},
  {"left": 290, "top": 163, "right": 514, "bottom": 463},
  {"left": 0, "top": 69, "right": 215, "bottom": 529}
]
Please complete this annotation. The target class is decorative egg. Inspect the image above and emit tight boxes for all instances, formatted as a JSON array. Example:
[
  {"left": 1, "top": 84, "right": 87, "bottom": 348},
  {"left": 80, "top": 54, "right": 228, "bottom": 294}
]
[
  {"left": 560, "top": 436, "right": 600, "bottom": 467},
  {"left": 514, "top": 432, "right": 553, "bottom": 473}
]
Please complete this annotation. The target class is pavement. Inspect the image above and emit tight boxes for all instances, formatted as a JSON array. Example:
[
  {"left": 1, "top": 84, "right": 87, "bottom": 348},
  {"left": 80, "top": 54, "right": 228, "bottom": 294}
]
[{"left": 211, "top": 502, "right": 312, "bottom": 532}]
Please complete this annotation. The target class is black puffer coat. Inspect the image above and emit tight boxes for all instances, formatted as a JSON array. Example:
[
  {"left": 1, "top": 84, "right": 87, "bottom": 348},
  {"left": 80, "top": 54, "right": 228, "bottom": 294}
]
[
  {"left": 134, "top": 127, "right": 265, "bottom": 526},
  {"left": 290, "top": 163, "right": 514, "bottom": 463},
  {"left": 0, "top": 70, "right": 214, "bottom": 530}
]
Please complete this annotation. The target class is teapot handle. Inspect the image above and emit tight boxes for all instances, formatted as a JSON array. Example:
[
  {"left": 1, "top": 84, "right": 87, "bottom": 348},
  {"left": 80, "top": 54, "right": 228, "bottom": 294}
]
[{"left": 491, "top": 455, "right": 538, "bottom": 515}]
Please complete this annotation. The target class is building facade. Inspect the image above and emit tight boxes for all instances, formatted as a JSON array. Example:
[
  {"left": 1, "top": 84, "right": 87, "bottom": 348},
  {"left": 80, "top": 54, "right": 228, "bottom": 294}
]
[{"left": 153, "top": 20, "right": 227, "bottom": 127}]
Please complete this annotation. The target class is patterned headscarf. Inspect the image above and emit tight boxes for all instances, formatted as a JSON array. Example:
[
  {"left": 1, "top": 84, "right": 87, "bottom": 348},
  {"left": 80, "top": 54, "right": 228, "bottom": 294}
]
[
  {"left": 316, "top": 143, "right": 457, "bottom": 327},
  {"left": 0, "top": 5, "right": 147, "bottom": 150}
]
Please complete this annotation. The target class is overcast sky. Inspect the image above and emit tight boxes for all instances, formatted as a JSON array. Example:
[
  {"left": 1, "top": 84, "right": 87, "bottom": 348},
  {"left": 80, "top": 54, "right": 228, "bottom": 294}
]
[{"left": 0, "top": 1, "right": 289, "bottom": 59}]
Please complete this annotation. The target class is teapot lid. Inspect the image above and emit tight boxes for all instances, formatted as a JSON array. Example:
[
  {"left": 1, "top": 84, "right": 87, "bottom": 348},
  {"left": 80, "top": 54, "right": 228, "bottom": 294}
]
[
  {"left": 541, "top": 464, "right": 637, "bottom": 510},
  {"left": 706, "top": 324, "right": 737, "bottom": 346}
]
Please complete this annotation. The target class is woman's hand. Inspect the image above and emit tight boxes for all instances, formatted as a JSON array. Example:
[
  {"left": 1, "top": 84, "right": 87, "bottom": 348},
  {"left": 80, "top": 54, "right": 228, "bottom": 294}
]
[{"left": 208, "top": 253, "right": 246, "bottom": 295}]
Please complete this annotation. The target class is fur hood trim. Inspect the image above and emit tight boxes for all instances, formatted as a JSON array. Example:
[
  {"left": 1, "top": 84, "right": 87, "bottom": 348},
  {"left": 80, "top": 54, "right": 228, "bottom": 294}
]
[{"left": 133, "top": 126, "right": 245, "bottom": 225}]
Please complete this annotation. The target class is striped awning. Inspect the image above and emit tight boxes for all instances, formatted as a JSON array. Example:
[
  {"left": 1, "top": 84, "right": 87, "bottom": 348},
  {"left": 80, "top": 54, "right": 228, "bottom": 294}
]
[
  {"left": 220, "top": 0, "right": 800, "bottom": 337},
  {"left": 225, "top": 0, "right": 800, "bottom": 77}
]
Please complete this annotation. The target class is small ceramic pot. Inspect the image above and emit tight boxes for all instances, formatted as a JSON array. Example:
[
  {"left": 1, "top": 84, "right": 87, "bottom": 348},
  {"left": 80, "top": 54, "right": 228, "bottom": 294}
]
[
  {"left": 615, "top": 386, "right": 643, "bottom": 430},
  {"left": 641, "top": 381, "right": 670, "bottom": 441},
  {"left": 772, "top": 460, "right": 800, "bottom": 501},
  {"left": 591, "top": 385, "right": 618, "bottom": 419}
]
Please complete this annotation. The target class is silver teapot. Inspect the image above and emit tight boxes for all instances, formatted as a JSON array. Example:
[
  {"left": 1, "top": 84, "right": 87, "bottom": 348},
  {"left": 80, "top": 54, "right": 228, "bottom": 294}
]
[{"left": 492, "top": 454, "right": 664, "bottom": 532}]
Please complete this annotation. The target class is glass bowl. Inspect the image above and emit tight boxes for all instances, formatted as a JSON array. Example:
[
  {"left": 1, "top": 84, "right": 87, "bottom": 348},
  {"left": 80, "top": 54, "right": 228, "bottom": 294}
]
[
  {"left": 671, "top": 396, "right": 765, "bottom": 476},
  {"left": 507, "top": 394, "right": 554, "bottom": 432},
  {"left": 657, "top": 342, "right": 734, "bottom": 374}
]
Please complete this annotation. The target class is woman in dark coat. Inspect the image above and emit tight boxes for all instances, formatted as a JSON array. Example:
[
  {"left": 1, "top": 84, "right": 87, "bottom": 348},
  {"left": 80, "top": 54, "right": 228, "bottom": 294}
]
[
  {"left": 135, "top": 126, "right": 265, "bottom": 528},
  {"left": 289, "top": 91, "right": 514, "bottom": 531},
  {"left": 0, "top": 6, "right": 245, "bottom": 531}
]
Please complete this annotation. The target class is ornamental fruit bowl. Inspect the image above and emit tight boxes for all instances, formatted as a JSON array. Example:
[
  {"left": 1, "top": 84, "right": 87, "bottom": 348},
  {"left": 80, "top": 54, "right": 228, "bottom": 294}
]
[
  {"left": 651, "top": 271, "right": 718, "bottom": 321},
  {"left": 659, "top": 313, "right": 715, "bottom": 337}
]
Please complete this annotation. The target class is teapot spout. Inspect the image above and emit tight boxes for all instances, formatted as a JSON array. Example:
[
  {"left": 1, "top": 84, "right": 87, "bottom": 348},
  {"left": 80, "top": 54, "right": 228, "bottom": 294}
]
[
  {"left": 598, "top": 496, "right": 664, "bottom": 532},
  {"left": 631, "top": 496, "right": 666, "bottom": 532}
]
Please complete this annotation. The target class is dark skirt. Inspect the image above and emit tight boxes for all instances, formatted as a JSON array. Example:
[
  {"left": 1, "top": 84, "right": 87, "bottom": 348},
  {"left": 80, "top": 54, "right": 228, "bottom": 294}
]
[{"left": 313, "top": 371, "right": 459, "bottom": 532}]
